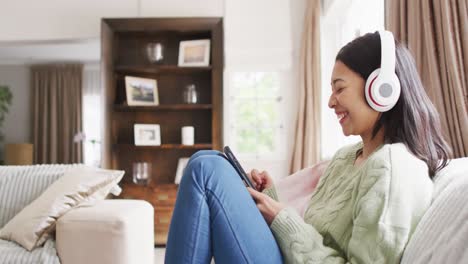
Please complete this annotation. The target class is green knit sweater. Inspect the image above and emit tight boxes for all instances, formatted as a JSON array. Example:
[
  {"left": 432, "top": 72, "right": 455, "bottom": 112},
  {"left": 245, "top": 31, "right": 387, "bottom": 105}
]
[{"left": 264, "top": 142, "right": 433, "bottom": 264}]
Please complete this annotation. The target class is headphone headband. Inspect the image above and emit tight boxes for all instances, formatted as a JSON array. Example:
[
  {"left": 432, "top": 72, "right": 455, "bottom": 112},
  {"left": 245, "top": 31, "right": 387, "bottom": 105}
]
[{"left": 378, "top": 30, "right": 396, "bottom": 78}]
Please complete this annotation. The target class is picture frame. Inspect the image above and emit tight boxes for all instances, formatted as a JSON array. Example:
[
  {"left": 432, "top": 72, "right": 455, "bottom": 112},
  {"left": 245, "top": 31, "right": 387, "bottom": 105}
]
[
  {"left": 174, "top": 157, "right": 190, "bottom": 184},
  {"left": 125, "top": 76, "right": 159, "bottom": 106},
  {"left": 178, "top": 39, "right": 211, "bottom": 67},
  {"left": 134, "top": 124, "right": 161, "bottom": 146}
]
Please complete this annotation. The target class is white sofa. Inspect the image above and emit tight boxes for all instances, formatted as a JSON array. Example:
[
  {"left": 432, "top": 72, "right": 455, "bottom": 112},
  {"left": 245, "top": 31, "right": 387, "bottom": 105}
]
[
  {"left": 56, "top": 199, "right": 154, "bottom": 264},
  {"left": 0, "top": 164, "right": 154, "bottom": 264},
  {"left": 400, "top": 157, "right": 468, "bottom": 264}
]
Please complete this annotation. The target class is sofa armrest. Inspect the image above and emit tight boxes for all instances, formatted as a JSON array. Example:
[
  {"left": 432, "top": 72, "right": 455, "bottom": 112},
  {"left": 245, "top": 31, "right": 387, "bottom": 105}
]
[{"left": 56, "top": 199, "right": 154, "bottom": 264}]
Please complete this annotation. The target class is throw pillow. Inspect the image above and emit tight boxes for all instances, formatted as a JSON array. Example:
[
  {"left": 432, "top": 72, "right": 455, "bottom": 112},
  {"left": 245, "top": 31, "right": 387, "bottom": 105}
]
[
  {"left": 0, "top": 164, "right": 78, "bottom": 229},
  {"left": 0, "top": 166, "right": 124, "bottom": 251}
]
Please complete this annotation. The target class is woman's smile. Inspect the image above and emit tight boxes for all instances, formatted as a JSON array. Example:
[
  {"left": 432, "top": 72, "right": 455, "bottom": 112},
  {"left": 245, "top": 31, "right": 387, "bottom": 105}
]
[{"left": 336, "top": 111, "right": 349, "bottom": 125}]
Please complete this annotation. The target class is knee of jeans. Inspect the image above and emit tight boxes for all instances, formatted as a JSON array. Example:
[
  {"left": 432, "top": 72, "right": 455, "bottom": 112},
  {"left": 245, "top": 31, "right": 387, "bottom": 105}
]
[
  {"left": 189, "top": 150, "right": 223, "bottom": 163},
  {"left": 185, "top": 154, "right": 230, "bottom": 186}
]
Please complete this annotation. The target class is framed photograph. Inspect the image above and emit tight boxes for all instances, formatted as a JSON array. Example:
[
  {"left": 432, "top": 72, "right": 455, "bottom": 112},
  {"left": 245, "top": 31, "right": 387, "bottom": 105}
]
[
  {"left": 178, "top": 39, "right": 211, "bottom": 67},
  {"left": 125, "top": 76, "right": 159, "bottom": 106},
  {"left": 134, "top": 124, "right": 161, "bottom": 146},
  {"left": 174, "top": 157, "right": 190, "bottom": 184}
]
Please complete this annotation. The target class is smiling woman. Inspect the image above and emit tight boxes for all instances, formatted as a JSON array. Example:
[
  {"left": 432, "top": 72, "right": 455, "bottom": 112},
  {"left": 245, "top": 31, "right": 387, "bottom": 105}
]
[
  {"left": 165, "top": 30, "right": 452, "bottom": 264},
  {"left": 334, "top": 31, "right": 451, "bottom": 176}
]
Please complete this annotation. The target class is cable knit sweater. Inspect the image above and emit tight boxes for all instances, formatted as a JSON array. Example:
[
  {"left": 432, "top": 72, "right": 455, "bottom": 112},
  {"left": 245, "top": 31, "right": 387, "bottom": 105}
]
[{"left": 264, "top": 142, "right": 433, "bottom": 264}]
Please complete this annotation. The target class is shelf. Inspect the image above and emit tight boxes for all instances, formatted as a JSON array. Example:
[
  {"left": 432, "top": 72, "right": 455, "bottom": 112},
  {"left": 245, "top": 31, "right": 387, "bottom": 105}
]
[
  {"left": 114, "top": 104, "right": 212, "bottom": 111},
  {"left": 103, "top": 17, "right": 223, "bottom": 248},
  {"left": 113, "top": 143, "right": 213, "bottom": 150},
  {"left": 115, "top": 65, "right": 212, "bottom": 74}
]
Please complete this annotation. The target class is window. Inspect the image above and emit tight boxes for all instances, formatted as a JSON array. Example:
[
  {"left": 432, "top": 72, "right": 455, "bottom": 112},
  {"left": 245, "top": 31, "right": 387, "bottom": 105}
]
[
  {"left": 82, "top": 65, "right": 102, "bottom": 167},
  {"left": 320, "top": 0, "right": 384, "bottom": 159},
  {"left": 225, "top": 71, "right": 286, "bottom": 161}
]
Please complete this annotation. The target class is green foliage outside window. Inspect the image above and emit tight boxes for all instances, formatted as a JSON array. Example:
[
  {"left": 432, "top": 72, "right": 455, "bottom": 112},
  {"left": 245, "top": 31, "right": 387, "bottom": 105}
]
[
  {"left": 0, "top": 86, "right": 12, "bottom": 142},
  {"left": 231, "top": 73, "right": 281, "bottom": 156},
  {"left": 0, "top": 86, "right": 12, "bottom": 165}
]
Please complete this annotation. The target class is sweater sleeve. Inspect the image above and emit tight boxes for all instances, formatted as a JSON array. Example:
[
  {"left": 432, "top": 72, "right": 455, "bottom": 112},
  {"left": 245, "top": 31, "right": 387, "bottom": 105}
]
[
  {"left": 270, "top": 157, "right": 416, "bottom": 264},
  {"left": 262, "top": 186, "right": 279, "bottom": 201}
]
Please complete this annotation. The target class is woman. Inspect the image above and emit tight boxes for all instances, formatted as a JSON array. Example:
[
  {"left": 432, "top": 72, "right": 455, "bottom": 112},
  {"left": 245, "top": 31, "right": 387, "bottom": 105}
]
[{"left": 165, "top": 31, "right": 451, "bottom": 264}]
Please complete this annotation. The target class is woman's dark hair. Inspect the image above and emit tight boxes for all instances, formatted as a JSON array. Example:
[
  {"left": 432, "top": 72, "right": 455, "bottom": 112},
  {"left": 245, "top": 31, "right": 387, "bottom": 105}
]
[{"left": 335, "top": 31, "right": 452, "bottom": 178}]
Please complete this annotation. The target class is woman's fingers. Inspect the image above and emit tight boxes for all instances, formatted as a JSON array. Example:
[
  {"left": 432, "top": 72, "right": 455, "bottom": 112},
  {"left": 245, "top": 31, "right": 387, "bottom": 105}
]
[
  {"left": 249, "top": 169, "right": 275, "bottom": 191},
  {"left": 251, "top": 169, "right": 261, "bottom": 181},
  {"left": 247, "top": 187, "right": 264, "bottom": 202},
  {"left": 247, "top": 187, "right": 284, "bottom": 225},
  {"left": 250, "top": 169, "right": 264, "bottom": 189},
  {"left": 248, "top": 188, "right": 271, "bottom": 206},
  {"left": 256, "top": 170, "right": 272, "bottom": 189},
  {"left": 247, "top": 187, "right": 258, "bottom": 198},
  {"left": 261, "top": 171, "right": 271, "bottom": 181}
]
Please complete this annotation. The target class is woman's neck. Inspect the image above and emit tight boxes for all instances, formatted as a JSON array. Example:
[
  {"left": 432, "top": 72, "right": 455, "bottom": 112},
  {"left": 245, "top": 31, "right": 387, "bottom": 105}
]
[{"left": 359, "top": 128, "right": 385, "bottom": 160}]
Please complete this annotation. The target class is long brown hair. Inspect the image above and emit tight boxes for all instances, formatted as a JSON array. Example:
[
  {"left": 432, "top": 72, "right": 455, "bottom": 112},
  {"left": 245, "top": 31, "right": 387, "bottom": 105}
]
[{"left": 336, "top": 31, "right": 452, "bottom": 178}]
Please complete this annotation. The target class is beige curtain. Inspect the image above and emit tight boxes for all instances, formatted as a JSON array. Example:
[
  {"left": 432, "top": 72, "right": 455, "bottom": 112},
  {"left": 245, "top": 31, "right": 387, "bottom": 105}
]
[
  {"left": 31, "top": 64, "right": 83, "bottom": 164},
  {"left": 290, "top": 0, "right": 322, "bottom": 173},
  {"left": 387, "top": 0, "right": 468, "bottom": 157}
]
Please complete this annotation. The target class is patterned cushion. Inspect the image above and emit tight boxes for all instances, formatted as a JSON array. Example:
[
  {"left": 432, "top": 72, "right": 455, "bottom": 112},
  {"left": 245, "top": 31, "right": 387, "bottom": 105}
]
[
  {"left": 0, "top": 165, "right": 79, "bottom": 228},
  {"left": 0, "top": 238, "right": 59, "bottom": 264}
]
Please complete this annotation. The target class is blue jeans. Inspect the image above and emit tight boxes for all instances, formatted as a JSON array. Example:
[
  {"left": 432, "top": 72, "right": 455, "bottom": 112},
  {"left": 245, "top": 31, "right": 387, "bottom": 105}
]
[{"left": 165, "top": 150, "right": 283, "bottom": 264}]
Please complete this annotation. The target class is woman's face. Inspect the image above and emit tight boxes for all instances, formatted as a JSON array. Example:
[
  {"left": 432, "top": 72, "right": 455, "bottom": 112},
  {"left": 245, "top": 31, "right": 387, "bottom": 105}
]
[{"left": 328, "top": 61, "right": 380, "bottom": 138}]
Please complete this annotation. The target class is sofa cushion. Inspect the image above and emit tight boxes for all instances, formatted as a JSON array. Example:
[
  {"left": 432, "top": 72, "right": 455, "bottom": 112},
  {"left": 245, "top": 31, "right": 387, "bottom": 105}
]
[
  {"left": 401, "top": 158, "right": 468, "bottom": 264},
  {"left": 0, "top": 166, "right": 124, "bottom": 251},
  {"left": 0, "top": 164, "right": 80, "bottom": 228}
]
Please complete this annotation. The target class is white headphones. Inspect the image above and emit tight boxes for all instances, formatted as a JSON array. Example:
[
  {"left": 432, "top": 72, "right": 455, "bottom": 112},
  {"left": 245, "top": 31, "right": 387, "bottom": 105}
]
[{"left": 364, "top": 30, "right": 401, "bottom": 112}]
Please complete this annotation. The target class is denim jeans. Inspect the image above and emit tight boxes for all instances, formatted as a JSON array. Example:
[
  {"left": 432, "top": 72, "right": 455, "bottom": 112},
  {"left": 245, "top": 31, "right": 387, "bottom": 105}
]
[{"left": 165, "top": 150, "right": 283, "bottom": 264}]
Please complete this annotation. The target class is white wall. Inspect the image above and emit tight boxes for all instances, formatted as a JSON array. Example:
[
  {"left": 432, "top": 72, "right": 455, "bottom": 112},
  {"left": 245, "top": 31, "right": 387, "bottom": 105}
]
[
  {"left": 140, "top": 0, "right": 223, "bottom": 17},
  {"left": 0, "top": 0, "right": 136, "bottom": 41},
  {"left": 0, "top": 0, "right": 223, "bottom": 41},
  {"left": 0, "top": 39, "right": 100, "bottom": 65},
  {"left": 224, "top": 0, "right": 292, "bottom": 68},
  {"left": 0, "top": 65, "right": 31, "bottom": 159}
]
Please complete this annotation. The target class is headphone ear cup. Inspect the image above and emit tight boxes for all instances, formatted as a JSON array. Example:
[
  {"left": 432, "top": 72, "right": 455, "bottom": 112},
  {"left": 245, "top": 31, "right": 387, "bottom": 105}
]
[
  {"left": 365, "top": 69, "right": 382, "bottom": 111},
  {"left": 366, "top": 31, "right": 401, "bottom": 112},
  {"left": 365, "top": 69, "right": 401, "bottom": 112},
  {"left": 388, "top": 74, "right": 401, "bottom": 108}
]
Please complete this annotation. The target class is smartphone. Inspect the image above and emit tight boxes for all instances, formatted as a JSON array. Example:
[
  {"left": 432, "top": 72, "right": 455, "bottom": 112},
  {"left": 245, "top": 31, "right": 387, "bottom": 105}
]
[{"left": 223, "top": 146, "right": 257, "bottom": 191}]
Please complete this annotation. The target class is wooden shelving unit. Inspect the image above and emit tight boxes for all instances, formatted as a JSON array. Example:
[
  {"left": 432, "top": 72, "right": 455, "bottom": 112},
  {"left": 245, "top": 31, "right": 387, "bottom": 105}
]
[
  {"left": 113, "top": 104, "right": 213, "bottom": 111},
  {"left": 115, "top": 65, "right": 213, "bottom": 74},
  {"left": 101, "top": 17, "right": 223, "bottom": 246}
]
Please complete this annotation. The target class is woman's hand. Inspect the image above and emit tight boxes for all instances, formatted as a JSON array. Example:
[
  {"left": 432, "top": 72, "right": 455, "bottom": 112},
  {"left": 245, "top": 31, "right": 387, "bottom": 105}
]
[
  {"left": 247, "top": 169, "right": 273, "bottom": 192},
  {"left": 247, "top": 187, "right": 285, "bottom": 225}
]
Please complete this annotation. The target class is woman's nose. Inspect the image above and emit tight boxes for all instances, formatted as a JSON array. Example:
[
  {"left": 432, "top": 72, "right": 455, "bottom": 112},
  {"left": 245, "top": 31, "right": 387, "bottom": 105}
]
[{"left": 328, "top": 94, "right": 336, "bottom": 109}]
